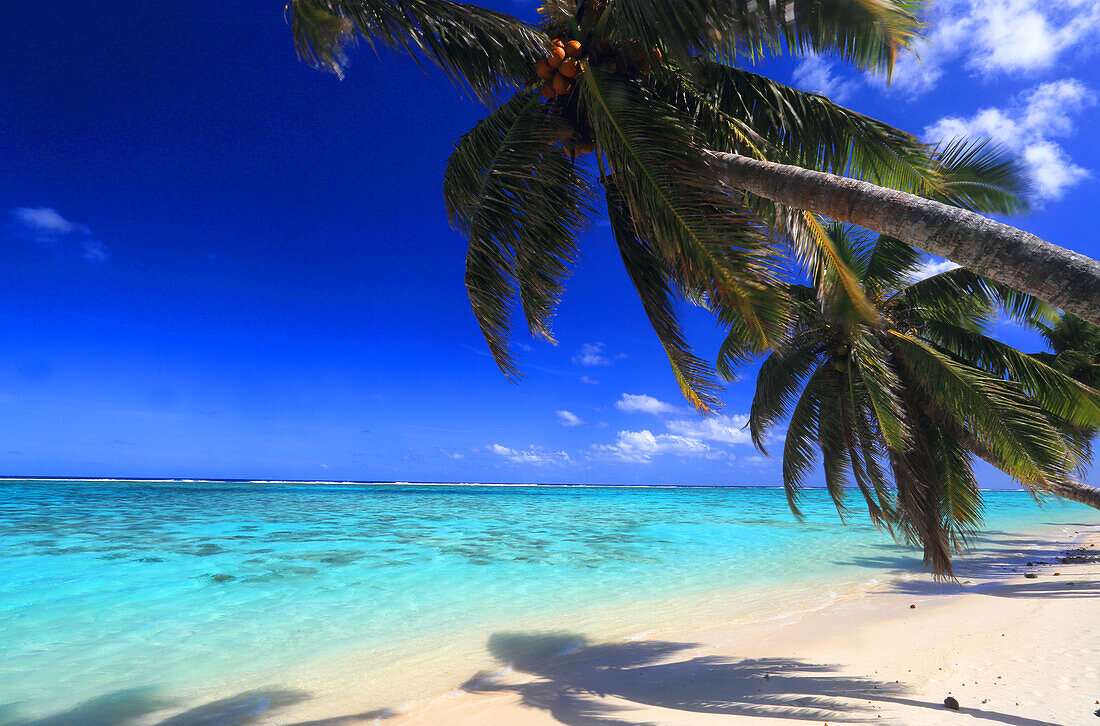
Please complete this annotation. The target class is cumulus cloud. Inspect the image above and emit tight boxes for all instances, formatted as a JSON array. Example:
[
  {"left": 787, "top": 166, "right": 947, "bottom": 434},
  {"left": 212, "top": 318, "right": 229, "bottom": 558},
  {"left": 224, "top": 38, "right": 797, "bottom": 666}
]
[
  {"left": 615, "top": 393, "right": 679, "bottom": 416},
  {"left": 488, "top": 443, "right": 572, "bottom": 466},
  {"left": 593, "top": 429, "right": 713, "bottom": 464},
  {"left": 791, "top": 54, "right": 859, "bottom": 102},
  {"left": 925, "top": 79, "right": 1093, "bottom": 200},
  {"left": 884, "top": 0, "right": 1100, "bottom": 96},
  {"left": 7, "top": 207, "right": 108, "bottom": 262},
  {"left": 593, "top": 412, "right": 756, "bottom": 463},
  {"left": 556, "top": 410, "right": 584, "bottom": 427},
  {"left": 579, "top": 375, "right": 599, "bottom": 385},
  {"left": 665, "top": 414, "right": 752, "bottom": 445},
  {"left": 572, "top": 342, "right": 610, "bottom": 366}
]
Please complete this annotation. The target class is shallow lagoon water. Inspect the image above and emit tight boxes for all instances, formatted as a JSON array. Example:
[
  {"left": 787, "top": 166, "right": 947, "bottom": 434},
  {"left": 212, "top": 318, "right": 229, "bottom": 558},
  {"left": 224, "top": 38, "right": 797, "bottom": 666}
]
[{"left": 0, "top": 480, "right": 1093, "bottom": 723}]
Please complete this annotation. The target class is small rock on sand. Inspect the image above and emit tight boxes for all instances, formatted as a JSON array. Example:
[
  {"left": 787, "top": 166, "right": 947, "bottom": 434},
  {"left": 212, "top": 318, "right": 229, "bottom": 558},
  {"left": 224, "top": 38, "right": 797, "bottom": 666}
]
[
  {"left": 910, "top": 604, "right": 916, "bottom": 609},
  {"left": 1024, "top": 573, "right": 1038, "bottom": 579},
  {"left": 944, "top": 696, "right": 960, "bottom": 710}
]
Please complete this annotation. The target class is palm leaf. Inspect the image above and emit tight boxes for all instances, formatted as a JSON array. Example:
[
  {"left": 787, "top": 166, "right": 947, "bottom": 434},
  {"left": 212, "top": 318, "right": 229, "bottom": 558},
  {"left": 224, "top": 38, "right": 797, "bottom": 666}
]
[
  {"left": 931, "top": 138, "right": 1029, "bottom": 215},
  {"left": 581, "top": 67, "right": 784, "bottom": 348},
  {"left": 444, "top": 90, "right": 593, "bottom": 377},
  {"left": 287, "top": 0, "right": 545, "bottom": 99},
  {"left": 748, "top": 330, "right": 825, "bottom": 450},
  {"left": 781, "top": 364, "right": 831, "bottom": 516},
  {"left": 850, "top": 330, "right": 908, "bottom": 450},
  {"left": 889, "top": 331, "right": 1080, "bottom": 487},
  {"left": 605, "top": 177, "right": 723, "bottom": 412},
  {"left": 688, "top": 62, "right": 938, "bottom": 193},
  {"left": 601, "top": 0, "right": 923, "bottom": 75}
]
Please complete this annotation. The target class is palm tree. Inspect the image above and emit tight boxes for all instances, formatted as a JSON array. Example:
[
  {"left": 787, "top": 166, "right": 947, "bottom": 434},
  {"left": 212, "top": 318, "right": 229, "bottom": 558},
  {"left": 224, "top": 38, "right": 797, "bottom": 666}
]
[
  {"left": 1034, "top": 314, "right": 1100, "bottom": 389},
  {"left": 287, "top": 0, "right": 1070, "bottom": 411},
  {"left": 738, "top": 226, "right": 1100, "bottom": 576},
  {"left": 286, "top": 0, "right": 1100, "bottom": 326}
]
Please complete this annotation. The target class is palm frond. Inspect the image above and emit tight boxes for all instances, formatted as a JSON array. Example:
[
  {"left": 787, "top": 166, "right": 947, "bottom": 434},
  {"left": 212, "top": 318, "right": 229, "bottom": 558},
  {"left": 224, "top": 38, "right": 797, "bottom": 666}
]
[
  {"left": 444, "top": 90, "right": 593, "bottom": 377},
  {"left": 932, "top": 138, "right": 1029, "bottom": 215},
  {"left": 817, "top": 368, "right": 851, "bottom": 516},
  {"left": 781, "top": 364, "right": 831, "bottom": 516},
  {"left": 748, "top": 331, "right": 825, "bottom": 450},
  {"left": 581, "top": 67, "right": 784, "bottom": 348},
  {"left": 922, "top": 321, "right": 1100, "bottom": 431},
  {"left": 850, "top": 330, "right": 908, "bottom": 450},
  {"left": 605, "top": 178, "right": 722, "bottom": 413},
  {"left": 889, "top": 331, "right": 1080, "bottom": 487},
  {"left": 689, "top": 63, "right": 938, "bottom": 193},
  {"left": 601, "top": 0, "right": 924, "bottom": 75},
  {"left": 864, "top": 235, "right": 921, "bottom": 292},
  {"left": 287, "top": 0, "right": 545, "bottom": 99},
  {"left": 898, "top": 267, "right": 1055, "bottom": 326}
]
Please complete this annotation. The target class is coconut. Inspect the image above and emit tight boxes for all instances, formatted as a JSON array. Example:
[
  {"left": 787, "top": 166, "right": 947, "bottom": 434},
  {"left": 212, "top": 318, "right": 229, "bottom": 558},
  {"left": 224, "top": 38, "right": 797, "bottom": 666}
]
[
  {"left": 541, "top": 84, "right": 556, "bottom": 98},
  {"left": 565, "top": 40, "right": 583, "bottom": 58},
  {"left": 559, "top": 57, "right": 579, "bottom": 79},
  {"left": 551, "top": 38, "right": 564, "bottom": 48},
  {"left": 552, "top": 72, "right": 573, "bottom": 95},
  {"left": 575, "top": 140, "right": 595, "bottom": 155},
  {"left": 548, "top": 46, "right": 566, "bottom": 68},
  {"left": 536, "top": 60, "right": 554, "bottom": 80}
]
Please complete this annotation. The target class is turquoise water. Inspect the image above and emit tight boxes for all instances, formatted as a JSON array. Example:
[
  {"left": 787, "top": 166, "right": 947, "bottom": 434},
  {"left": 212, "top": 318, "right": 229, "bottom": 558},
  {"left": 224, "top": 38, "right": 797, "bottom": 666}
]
[{"left": 0, "top": 480, "right": 1094, "bottom": 724}]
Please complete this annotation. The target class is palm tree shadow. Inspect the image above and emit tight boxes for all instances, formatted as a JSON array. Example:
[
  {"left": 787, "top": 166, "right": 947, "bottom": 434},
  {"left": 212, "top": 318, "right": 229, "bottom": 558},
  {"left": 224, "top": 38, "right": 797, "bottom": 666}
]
[
  {"left": 0, "top": 687, "right": 395, "bottom": 726},
  {"left": 462, "top": 632, "right": 1059, "bottom": 726}
]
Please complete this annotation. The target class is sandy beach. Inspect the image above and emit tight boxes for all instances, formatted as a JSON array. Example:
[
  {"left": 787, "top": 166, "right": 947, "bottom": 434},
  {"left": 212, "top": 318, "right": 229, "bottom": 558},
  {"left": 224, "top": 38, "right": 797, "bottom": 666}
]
[{"left": 377, "top": 524, "right": 1100, "bottom": 726}]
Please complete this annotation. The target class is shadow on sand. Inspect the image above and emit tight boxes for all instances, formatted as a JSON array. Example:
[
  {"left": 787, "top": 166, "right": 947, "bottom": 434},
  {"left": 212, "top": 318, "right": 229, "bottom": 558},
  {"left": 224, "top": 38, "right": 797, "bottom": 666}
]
[
  {"left": 0, "top": 688, "right": 395, "bottom": 726},
  {"left": 461, "top": 631, "right": 1061, "bottom": 726}
]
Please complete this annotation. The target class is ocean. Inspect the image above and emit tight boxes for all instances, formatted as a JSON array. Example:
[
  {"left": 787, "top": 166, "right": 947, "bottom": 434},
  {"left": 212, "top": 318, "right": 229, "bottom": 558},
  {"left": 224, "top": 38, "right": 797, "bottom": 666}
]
[{"left": 0, "top": 479, "right": 1093, "bottom": 724}]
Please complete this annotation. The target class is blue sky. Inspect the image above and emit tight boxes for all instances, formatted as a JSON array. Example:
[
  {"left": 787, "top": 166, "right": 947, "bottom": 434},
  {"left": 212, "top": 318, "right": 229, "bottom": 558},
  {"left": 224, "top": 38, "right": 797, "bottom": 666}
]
[{"left": 1, "top": 0, "right": 1097, "bottom": 485}]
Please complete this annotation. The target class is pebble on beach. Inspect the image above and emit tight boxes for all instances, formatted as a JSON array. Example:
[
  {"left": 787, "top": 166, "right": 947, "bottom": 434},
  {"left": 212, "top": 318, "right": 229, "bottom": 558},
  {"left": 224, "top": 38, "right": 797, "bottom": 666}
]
[{"left": 944, "top": 696, "right": 960, "bottom": 710}]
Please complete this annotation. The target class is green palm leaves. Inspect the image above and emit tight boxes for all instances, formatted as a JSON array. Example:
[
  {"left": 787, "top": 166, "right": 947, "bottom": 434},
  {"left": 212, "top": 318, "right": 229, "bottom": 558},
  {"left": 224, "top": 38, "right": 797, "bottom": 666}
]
[{"left": 746, "top": 226, "right": 1100, "bottom": 577}]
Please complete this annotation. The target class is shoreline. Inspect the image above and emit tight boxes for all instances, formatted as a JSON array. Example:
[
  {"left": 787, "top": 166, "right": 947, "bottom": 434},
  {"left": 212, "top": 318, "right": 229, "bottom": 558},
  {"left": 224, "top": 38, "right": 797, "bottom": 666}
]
[
  {"left": 388, "top": 522, "right": 1100, "bottom": 726},
  {"left": 127, "top": 518, "right": 1098, "bottom": 726}
]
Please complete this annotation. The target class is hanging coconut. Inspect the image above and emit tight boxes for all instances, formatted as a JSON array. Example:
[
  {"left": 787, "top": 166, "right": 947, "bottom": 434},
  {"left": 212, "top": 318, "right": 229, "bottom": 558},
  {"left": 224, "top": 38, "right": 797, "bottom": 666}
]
[
  {"left": 551, "top": 38, "right": 564, "bottom": 49},
  {"left": 541, "top": 84, "right": 556, "bottom": 98},
  {"left": 559, "top": 57, "right": 579, "bottom": 79},
  {"left": 551, "top": 72, "right": 573, "bottom": 96},
  {"left": 535, "top": 60, "right": 554, "bottom": 80},
  {"left": 565, "top": 40, "right": 583, "bottom": 58},
  {"left": 548, "top": 46, "right": 566, "bottom": 68},
  {"left": 575, "top": 139, "right": 595, "bottom": 155}
]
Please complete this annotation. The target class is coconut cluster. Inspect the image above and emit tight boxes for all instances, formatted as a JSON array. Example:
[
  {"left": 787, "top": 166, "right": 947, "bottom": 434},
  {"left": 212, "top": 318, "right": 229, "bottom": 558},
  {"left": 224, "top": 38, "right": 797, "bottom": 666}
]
[{"left": 536, "top": 39, "right": 584, "bottom": 98}]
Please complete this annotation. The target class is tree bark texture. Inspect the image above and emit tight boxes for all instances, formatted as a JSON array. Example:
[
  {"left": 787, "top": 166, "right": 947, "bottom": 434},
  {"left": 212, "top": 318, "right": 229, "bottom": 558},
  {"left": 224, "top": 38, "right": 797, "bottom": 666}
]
[
  {"left": 706, "top": 152, "right": 1100, "bottom": 326},
  {"left": 1048, "top": 478, "right": 1100, "bottom": 509}
]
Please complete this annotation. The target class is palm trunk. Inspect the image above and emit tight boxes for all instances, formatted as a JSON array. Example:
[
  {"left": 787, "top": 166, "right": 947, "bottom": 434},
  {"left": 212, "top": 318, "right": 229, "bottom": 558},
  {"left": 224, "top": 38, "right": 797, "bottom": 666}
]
[
  {"left": 706, "top": 152, "right": 1100, "bottom": 326},
  {"left": 1048, "top": 478, "right": 1100, "bottom": 509}
]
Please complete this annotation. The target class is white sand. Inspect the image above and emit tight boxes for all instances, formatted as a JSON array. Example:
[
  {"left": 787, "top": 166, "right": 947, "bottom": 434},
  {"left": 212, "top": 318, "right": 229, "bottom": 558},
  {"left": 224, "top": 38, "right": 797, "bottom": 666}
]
[{"left": 380, "top": 525, "right": 1100, "bottom": 726}]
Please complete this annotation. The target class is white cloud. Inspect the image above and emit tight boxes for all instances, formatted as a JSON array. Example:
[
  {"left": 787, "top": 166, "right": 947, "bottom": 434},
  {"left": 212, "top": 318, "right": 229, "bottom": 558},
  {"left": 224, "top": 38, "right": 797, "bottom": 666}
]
[
  {"left": 488, "top": 443, "right": 572, "bottom": 466},
  {"left": 665, "top": 414, "right": 752, "bottom": 445},
  {"left": 592, "top": 411, "right": 756, "bottom": 463},
  {"left": 556, "top": 410, "right": 584, "bottom": 427},
  {"left": 925, "top": 79, "right": 1093, "bottom": 200},
  {"left": 439, "top": 448, "right": 465, "bottom": 460},
  {"left": 593, "top": 429, "right": 713, "bottom": 464},
  {"left": 907, "top": 257, "right": 961, "bottom": 283},
  {"left": 791, "top": 54, "right": 859, "bottom": 102},
  {"left": 579, "top": 375, "right": 599, "bottom": 385},
  {"left": 882, "top": 0, "right": 1100, "bottom": 96},
  {"left": 615, "top": 393, "right": 679, "bottom": 416},
  {"left": 7, "top": 207, "right": 108, "bottom": 262},
  {"left": 572, "top": 343, "right": 610, "bottom": 366}
]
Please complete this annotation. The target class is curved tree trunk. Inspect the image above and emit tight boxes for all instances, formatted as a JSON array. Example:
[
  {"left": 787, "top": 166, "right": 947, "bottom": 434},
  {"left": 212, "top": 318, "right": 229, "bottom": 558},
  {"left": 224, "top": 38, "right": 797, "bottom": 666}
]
[
  {"left": 706, "top": 152, "right": 1100, "bottom": 326},
  {"left": 1048, "top": 479, "right": 1100, "bottom": 509}
]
